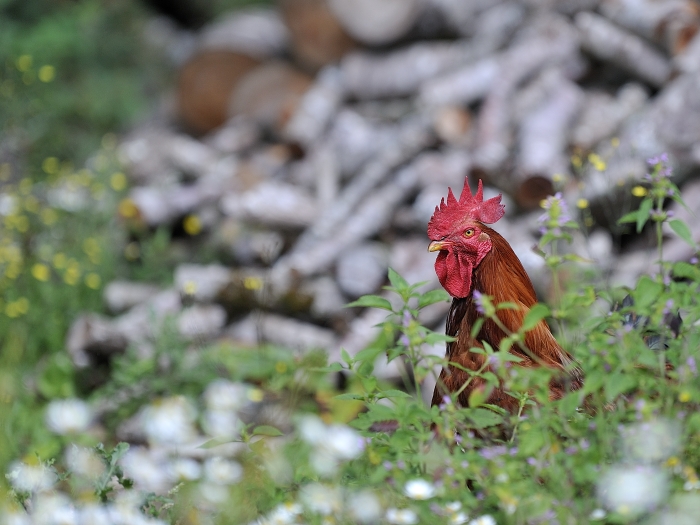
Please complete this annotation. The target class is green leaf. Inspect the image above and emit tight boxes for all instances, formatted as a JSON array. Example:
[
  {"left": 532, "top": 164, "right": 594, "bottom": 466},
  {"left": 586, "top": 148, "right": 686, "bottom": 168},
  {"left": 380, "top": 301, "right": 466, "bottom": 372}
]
[
  {"left": 673, "top": 262, "right": 700, "bottom": 281},
  {"left": 387, "top": 268, "right": 409, "bottom": 293},
  {"left": 355, "top": 345, "right": 383, "bottom": 363},
  {"left": 604, "top": 374, "right": 636, "bottom": 401},
  {"left": 341, "top": 348, "right": 353, "bottom": 366},
  {"left": 418, "top": 289, "right": 451, "bottom": 308},
  {"left": 636, "top": 198, "right": 653, "bottom": 233},
  {"left": 522, "top": 303, "right": 550, "bottom": 332},
  {"left": 252, "top": 425, "right": 284, "bottom": 437},
  {"left": 380, "top": 389, "right": 412, "bottom": 399},
  {"left": 618, "top": 210, "right": 639, "bottom": 224},
  {"left": 468, "top": 384, "right": 494, "bottom": 408},
  {"left": 633, "top": 275, "right": 663, "bottom": 309},
  {"left": 669, "top": 219, "right": 697, "bottom": 248},
  {"left": 335, "top": 393, "right": 365, "bottom": 401},
  {"left": 198, "top": 437, "right": 236, "bottom": 449},
  {"left": 346, "top": 295, "right": 393, "bottom": 311},
  {"left": 424, "top": 332, "right": 456, "bottom": 345},
  {"left": 467, "top": 408, "right": 504, "bottom": 429}
]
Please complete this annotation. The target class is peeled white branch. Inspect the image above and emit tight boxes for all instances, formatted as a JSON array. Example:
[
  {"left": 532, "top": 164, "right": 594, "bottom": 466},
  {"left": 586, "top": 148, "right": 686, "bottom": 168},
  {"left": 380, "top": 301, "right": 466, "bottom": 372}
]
[
  {"left": 342, "top": 41, "right": 486, "bottom": 99},
  {"left": 516, "top": 76, "right": 584, "bottom": 207},
  {"left": 475, "top": 14, "right": 580, "bottom": 171},
  {"left": 599, "top": 0, "right": 700, "bottom": 55},
  {"left": 575, "top": 11, "right": 672, "bottom": 87}
]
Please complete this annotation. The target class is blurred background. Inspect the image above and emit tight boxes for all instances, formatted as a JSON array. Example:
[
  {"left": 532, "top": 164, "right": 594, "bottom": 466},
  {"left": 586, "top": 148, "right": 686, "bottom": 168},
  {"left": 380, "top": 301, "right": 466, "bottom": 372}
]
[{"left": 1, "top": 0, "right": 700, "bottom": 498}]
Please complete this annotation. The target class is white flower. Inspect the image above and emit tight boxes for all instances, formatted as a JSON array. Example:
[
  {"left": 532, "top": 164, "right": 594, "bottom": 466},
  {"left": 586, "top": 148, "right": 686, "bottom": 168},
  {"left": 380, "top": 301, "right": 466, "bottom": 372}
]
[
  {"left": 45, "top": 398, "right": 92, "bottom": 435},
  {"left": 203, "top": 457, "right": 243, "bottom": 485},
  {"left": 65, "top": 445, "right": 105, "bottom": 480},
  {"left": 469, "top": 515, "right": 496, "bottom": 525},
  {"left": 266, "top": 502, "right": 302, "bottom": 525},
  {"left": 386, "top": 508, "right": 418, "bottom": 525},
  {"left": 300, "top": 483, "right": 342, "bottom": 515},
  {"left": 299, "top": 415, "right": 364, "bottom": 476},
  {"left": 199, "top": 481, "right": 230, "bottom": 504},
  {"left": 120, "top": 447, "right": 172, "bottom": 493},
  {"left": 298, "top": 414, "right": 326, "bottom": 445},
  {"left": 169, "top": 457, "right": 202, "bottom": 481},
  {"left": 78, "top": 504, "right": 113, "bottom": 525},
  {"left": 589, "top": 508, "right": 606, "bottom": 520},
  {"left": 621, "top": 418, "right": 680, "bottom": 464},
  {"left": 404, "top": 479, "right": 436, "bottom": 500},
  {"left": 445, "top": 502, "right": 462, "bottom": 513},
  {"left": 324, "top": 424, "right": 364, "bottom": 460},
  {"left": 348, "top": 490, "right": 382, "bottom": 524},
  {"left": 204, "top": 379, "right": 249, "bottom": 412},
  {"left": 32, "top": 493, "right": 76, "bottom": 525},
  {"left": 597, "top": 464, "right": 667, "bottom": 517},
  {"left": 449, "top": 512, "right": 469, "bottom": 525},
  {"left": 6, "top": 461, "right": 56, "bottom": 493},
  {"left": 3, "top": 510, "right": 31, "bottom": 525},
  {"left": 141, "top": 396, "right": 197, "bottom": 445},
  {"left": 202, "top": 409, "right": 242, "bottom": 438}
]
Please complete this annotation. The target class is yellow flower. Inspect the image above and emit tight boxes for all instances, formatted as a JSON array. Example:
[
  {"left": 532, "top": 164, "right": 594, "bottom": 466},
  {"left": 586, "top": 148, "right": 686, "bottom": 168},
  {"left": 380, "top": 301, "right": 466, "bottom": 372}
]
[
  {"left": 588, "top": 153, "right": 607, "bottom": 171},
  {"left": 611, "top": 137, "right": 620, "bottom": 148},
  {"left": 64, "top": 261, "right": 81, "bottom": 285},
  {"left": 631, "top": 186, "right": 648, "bottom": 197},
  {"left": 16, "top": 298, "right": 28, "bottom": 314},
  {"left": 118, "top": 198, "right": 139, "bottom": 219},
  {"left": 41, "top": 208, "right": 58, "bottom": 225},
  {"left": 38, "top": 65, "right": 55, "bottom": 83},
  {"left": 244, "top": 276, "right": 263, "bottom": 290},
  {"left": 85, "top": 273, "right": 101, "bottom": 290},
  {"left": 666, "top": 456, "right": 680, "bottom": 467},
  {"left": 275, "top": 362, "right": 288, "bottom": 374},
  {"left": 571, "top": 155, "right": 582, "bottom": 168},
  {"left": 247, "top": 388, "right": 264, "bottom": 402},
  {"left": 14, "top": 215, "right": 29, "bottom": 233},
  {"left": 16, "top": 55, "right": 32, "bottom": 72},
  {"left": 679, "top": 391, "right": 691, "bottom": 403},
  {"left": 23, "top": 196, "right": 39, "bottom": 214},
  {"left": 31, "top": 263, "right": 50, "bottom": 282},
  {"left": 42, "top": 157, "right": 59, "bottom": 175},
  {"left": 576, "top": 198, "right": 589, "bottom": 209},
  {"left": 183, "top": 214, "right": 202, "bottom": 235},
  {"left": 552, "top": 173, "right": 564, "bottom": 183},
  {"left": 183, "top": 281, "right": 197, "bottom": 295},
  {"left": 52, "top": 253, "right": 67, "bottom": 269},
  {"left": 110, "top": 172, "right": 127, "bottom": 191}
]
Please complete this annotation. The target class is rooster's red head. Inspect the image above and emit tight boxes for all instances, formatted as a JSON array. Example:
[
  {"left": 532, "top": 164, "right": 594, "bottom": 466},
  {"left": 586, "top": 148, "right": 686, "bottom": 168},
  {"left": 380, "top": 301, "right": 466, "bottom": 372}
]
[{"left": 427, "top": 177, "right": 505, "bottom": 298}]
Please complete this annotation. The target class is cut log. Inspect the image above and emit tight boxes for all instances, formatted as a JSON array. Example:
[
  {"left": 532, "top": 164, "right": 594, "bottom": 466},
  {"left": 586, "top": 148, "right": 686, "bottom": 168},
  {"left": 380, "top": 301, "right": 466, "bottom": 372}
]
[
  {"left": 279, "top": 0, "right": 357, "bottom": 70},
  {"left": 229, "top": 61, "right": 313, "bottom": 134},
  {"left": 327, "top": 0, "right": 423, "bottom": 46},
  {"left": 198, "top": 8, "right": 289, "bottom": 58},
  {"left": 177, "top": 50, "right": 261, "bottom": 134}
]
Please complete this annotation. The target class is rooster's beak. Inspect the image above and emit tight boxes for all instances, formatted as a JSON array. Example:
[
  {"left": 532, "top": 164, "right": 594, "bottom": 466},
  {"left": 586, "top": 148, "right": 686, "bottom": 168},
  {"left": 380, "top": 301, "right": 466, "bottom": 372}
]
[{"left": 428, "top": 241, "right": 446, "bottom": 252}]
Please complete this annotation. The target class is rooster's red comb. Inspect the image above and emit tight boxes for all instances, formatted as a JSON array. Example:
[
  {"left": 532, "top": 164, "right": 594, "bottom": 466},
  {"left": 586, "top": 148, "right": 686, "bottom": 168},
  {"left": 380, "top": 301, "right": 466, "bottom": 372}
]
[{"left": 427, "top": 177, "right": 505, "bottom": 239}]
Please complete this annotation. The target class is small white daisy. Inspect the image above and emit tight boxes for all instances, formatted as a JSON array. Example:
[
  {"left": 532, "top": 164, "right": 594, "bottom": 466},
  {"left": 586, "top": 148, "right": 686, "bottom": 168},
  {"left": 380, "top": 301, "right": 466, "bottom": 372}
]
[
  {"left": 386, "top": 508, "right": 418, "bottom": 525},
  {"left": 403, "top": 479, "right": 436, "bottom": 500},
  {"left": 45, "top": 398, "right": 92, "bottom": 435}
]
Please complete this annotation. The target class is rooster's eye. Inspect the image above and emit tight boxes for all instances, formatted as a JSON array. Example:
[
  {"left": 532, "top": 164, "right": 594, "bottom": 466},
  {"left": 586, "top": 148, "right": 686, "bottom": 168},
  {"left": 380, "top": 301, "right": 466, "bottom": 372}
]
[{"left": 464, "top": 228, "right": 475, "bottom": 237}]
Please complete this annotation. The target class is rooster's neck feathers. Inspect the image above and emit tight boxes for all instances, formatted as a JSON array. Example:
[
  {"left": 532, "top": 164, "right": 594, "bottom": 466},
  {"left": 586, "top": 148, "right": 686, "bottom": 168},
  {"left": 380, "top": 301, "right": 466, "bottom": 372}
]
[{"left": 427, "top": 178, "right": 505, "bottom": 241}]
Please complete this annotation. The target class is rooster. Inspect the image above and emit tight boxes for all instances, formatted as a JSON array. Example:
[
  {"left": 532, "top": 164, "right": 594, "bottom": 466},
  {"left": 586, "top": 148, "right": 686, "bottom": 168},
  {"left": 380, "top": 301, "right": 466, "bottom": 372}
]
[{"left": 427, "top": 177, "right": 583, "bottom": 412}]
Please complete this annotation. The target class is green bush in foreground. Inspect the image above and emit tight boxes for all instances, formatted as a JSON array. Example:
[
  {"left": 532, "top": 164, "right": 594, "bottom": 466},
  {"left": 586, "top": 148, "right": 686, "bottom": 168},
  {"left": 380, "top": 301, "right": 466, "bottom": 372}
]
[{"left": 2, "top": 157, "right": 700, "bottom": 525}]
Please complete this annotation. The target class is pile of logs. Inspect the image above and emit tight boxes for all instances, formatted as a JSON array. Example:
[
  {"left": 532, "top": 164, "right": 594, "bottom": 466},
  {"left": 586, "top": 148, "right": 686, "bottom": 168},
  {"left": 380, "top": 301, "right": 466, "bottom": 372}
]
[{"left": 70, "top": 0, "right": 700, "bottom": 391}]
